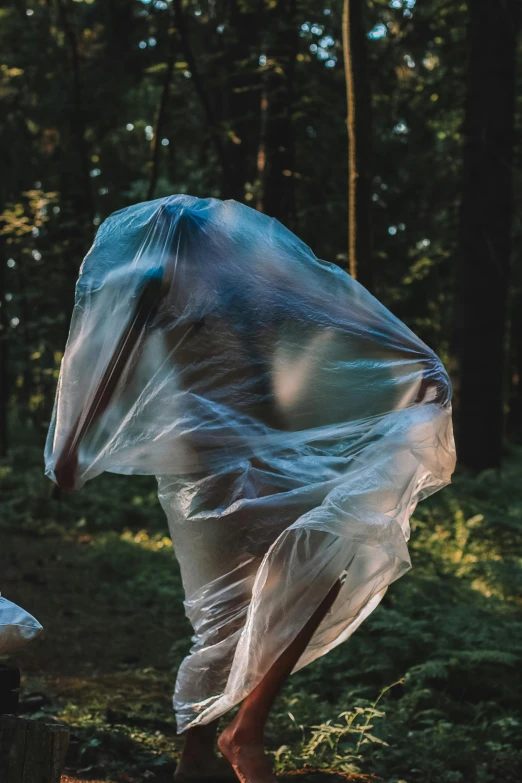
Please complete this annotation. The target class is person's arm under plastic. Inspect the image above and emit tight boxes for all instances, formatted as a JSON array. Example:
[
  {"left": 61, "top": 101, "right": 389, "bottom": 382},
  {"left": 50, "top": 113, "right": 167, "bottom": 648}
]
[
  {"left": 53, "top": 268, "right": 165, "bottom": 491},
  {"left": 276, "top": 280, "right": 450, "bottom": 408}
]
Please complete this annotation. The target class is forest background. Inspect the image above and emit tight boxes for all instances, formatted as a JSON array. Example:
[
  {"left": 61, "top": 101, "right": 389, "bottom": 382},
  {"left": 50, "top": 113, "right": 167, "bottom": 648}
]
[{"left": 1, "top": 1, "right": 522, "bottom": 782}]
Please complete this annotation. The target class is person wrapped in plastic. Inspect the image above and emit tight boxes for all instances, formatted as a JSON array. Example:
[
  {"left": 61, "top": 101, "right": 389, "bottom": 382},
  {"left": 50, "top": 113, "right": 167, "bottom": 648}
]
[{"left": 45, "top": 195, "right": 455, "bottom": 783}]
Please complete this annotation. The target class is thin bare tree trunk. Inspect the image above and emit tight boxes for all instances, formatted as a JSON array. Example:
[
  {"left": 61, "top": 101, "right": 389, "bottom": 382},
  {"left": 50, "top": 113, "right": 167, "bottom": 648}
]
[
  {"left": 455, "top": 0, "right": 520, "bottom": 469},
  {"left": 0, "top": 232, "right": 9, "bottom": 458},
  {"left": 218, "top": 0, "right": 263, "bottom": 202},
  {"left": 147, "top": 7, "right": 177, "bottom": 201},
  {"left": 55, "top": 0, "right": 95, "bottom": 228},
  {"left": 342, "top": 0, "right": 373, "bottom": 291},
  {"left": 260, "top": 0, "right": 299, "bottom": 226},
  {"left": 173, "top": 0, "right": 231, "bottom": 186},
  {"left": 256, "top": 88, "right": 268, "bottom": 212},
  {"left": 343, "top": 0, "right": 357, "bottom": 280},
  {"left": 508, "top": 288, "right": 522, "bottom": 441}
]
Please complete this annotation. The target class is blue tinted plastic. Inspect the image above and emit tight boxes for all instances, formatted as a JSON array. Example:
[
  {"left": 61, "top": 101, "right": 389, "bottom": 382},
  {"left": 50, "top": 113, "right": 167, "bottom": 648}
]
[{"left": 45, "top": 195, "right": 455, "bottom": 731}]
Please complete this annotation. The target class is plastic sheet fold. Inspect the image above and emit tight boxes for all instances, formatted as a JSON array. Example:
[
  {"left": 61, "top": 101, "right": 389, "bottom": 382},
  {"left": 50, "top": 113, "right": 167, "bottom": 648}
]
[
  {"left": 0, "top": 595, "right": 43, "bottom": 654},
  {"left": 45, "top": 195, "right": 455, "bottom": 731}
]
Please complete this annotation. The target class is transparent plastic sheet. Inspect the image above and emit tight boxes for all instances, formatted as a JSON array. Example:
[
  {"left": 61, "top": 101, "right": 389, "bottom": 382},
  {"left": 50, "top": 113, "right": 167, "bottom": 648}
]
[
  {"left": 45, "top": 195, "right": 456, "bottom": 731},
  {"left": 0, "top": 595, "right": 43, "bottom": 654}
]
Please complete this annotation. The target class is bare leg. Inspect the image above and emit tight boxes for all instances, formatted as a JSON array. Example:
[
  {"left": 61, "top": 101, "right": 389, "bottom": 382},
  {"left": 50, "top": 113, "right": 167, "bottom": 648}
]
[
  {"left": 218, "top": 579, "right": 341, "bottom": 783},
  {"left": 175, "top": 719, "right": 238, "bottom": 781}
]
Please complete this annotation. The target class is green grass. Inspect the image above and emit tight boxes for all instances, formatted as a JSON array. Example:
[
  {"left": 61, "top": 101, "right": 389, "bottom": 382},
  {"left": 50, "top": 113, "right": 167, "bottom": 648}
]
[{"left": 1, "top": 442, "right": 521, "bottom": 783}]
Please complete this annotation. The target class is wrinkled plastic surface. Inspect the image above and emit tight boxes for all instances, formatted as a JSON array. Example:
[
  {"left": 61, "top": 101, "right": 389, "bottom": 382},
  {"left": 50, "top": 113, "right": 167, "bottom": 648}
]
[
  {"left": 45, "top": 195, "right": 456, "bottom": 731},
  {"left": 0, "top": 595, "right": 43, "bottom": 654}
]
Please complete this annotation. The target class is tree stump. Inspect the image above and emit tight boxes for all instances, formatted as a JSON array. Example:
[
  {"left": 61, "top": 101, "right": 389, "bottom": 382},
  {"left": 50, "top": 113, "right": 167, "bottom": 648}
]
[{"left": 0, "top": 716, "right": 70, "bottom": 783}]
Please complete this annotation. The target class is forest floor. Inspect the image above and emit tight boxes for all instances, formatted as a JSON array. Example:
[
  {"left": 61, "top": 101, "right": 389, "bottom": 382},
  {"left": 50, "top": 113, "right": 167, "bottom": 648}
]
[
  {"left": 60, "top": 773, "right": 375, "bottom": 783},
  {"left": 1, "top": 444, "right": 522, "bottom": 782},
  {"left": 60, "top": 774, "right": 375, "bottom": 782},
  {"left": 2, "top": 528, "right": 378, "bottom": 783}
]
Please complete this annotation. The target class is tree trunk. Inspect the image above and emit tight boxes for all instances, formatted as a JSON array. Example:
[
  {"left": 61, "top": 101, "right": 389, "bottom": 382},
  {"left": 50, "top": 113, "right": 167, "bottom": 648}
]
[
  {"left": 343, "top": 0, "right": 374, "bottom": 291},
  {"left": 260, "top": 0, "right": 299, "bottom": 227},
  {"left": 147, "top": 2, "right": 177, "bottom": 201},
  {"left": 454, "top": 0, "right": 520, "bottom": 470},
  {"left": 508, "top": 288, "right": 522, "bottom": 441},
  {"left": 56, "top": 0, "right": 95, "bottom": 227},
  {"left": 218, "top": 0, "right": 263, "bottom": 202},
  {"left": 174, "top": 0, "right": 232, "bottom": 190},
  {"left": 0, "top": 232, "right": 9, "bottom": 458},
  {"left": 0, "top": 717, "right": 69, "bottom": 783}
]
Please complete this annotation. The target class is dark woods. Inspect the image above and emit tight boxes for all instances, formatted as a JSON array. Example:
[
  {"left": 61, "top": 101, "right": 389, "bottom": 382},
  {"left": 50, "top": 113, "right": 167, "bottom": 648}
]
[
  {"left": 456, "top": 0, "right": 520, "bottom": 470},
  {"left": 0, "top": 0, "right": 521, "bottom": 469}
]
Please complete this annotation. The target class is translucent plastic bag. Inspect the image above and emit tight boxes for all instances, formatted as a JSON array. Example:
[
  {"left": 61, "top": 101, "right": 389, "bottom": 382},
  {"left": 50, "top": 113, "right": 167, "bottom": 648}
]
[
  {"left": 0, "top": 595, "right": 43, "bottom": 654},
  {"left": 45, "top": 195, "right": 455, "bottom": 731}
]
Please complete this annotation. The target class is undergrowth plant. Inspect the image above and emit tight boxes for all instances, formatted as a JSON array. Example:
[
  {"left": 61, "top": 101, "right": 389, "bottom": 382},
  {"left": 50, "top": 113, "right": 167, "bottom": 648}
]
[{"left": 1, "top": 443, "right": 521, "bottom": 781}]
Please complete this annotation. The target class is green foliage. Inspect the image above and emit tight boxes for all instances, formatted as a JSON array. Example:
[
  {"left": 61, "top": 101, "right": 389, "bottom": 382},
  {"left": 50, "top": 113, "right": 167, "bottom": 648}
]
[
  {"left": 0, "top": 0, "right": 472, "bottom": 444},
  {"left": 1, "top": 0, "right": 522, "bottom": 780},
  {"left": 2, "top": 444, "right": 522, "bottom": 781}
]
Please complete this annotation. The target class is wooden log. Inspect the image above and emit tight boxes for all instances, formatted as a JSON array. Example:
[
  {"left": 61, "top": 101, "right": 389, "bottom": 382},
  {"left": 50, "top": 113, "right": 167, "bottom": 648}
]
[{"left": 0, "top": 716, "right": 69, "bottom": 783}]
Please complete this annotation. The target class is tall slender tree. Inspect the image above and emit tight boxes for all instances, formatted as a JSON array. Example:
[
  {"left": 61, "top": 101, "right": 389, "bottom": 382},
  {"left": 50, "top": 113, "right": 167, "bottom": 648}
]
[
  {"left": 509, "top": 288, "right": 522, "bottom": 441},
  {"left": 0, "top": 231, "right": 8, "bottom": 458},
  {"left": 343, "top": 0, "right": 374, "bottom": 292},
  {"left": 259, "top": 0, "right": 299, "bottom": 226},
  {"left": 455, "top": 0, "right": 520, "bottom": 470}
]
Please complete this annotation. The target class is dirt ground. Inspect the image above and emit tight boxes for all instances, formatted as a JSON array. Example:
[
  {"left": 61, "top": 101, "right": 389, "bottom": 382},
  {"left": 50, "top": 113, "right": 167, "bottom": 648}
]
[
  {"left": 3, "top": 529, "right": 379, "bottom": 783},
  {"left": 61, "top": 773, "right": 377, "bottom": 783}
]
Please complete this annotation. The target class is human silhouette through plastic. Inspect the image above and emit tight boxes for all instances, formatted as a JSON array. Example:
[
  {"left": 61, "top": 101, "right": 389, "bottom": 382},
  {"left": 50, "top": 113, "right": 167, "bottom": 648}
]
[{"left": 47, "top": 195, "right": 455, "bottom": 783}]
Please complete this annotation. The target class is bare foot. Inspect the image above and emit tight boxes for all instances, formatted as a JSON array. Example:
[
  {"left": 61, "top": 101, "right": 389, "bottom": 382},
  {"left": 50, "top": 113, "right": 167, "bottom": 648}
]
[
  {"left": 218, "top": 724, "right": 278, "bottom": 783},
  {"left": 174, "top": 754, "right": 237, "bottom": 781}
]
